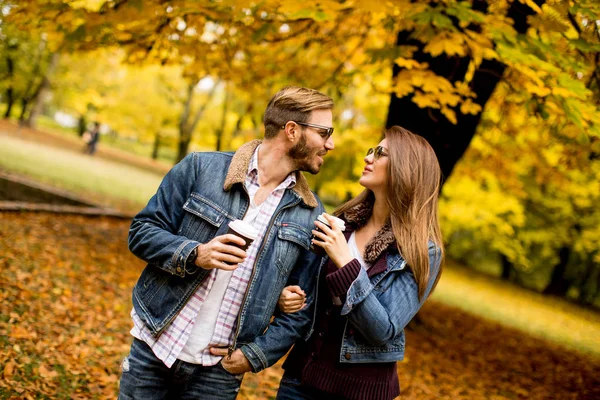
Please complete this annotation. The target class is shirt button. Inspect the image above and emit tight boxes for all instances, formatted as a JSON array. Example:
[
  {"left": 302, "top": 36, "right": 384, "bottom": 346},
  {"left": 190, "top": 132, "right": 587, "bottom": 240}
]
[
  {"left": 344, "top": 353, "right": 351, "bottom": 360},
  {"left": 347, "top": 328, "right": 354, "bottom": 335}
]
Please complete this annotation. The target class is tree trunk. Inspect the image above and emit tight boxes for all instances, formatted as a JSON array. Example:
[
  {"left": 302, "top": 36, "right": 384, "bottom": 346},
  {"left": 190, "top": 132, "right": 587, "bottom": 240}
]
[
  {"left": 577, "top": 260, "right": 599, "bottom": 306},
  {"left": 176, "top": 134, "right": 191, "bottom": 164},
  {"left": 25, "top": 52, "right": 60, "bottom": 128},
  {"left": 500, "top": 254, "right": 516, "bottom": 281},
  {"left": 4, "top": 55, "right": 15, "bottom": 119},
  {"left": 385, "top": 0, "right": 541, "bottom": 184},
  {"left": 215, "top": 84, "right": 230, "bottom": 151},
  {"left": 152, "top": 133, "right": 161, "bottom": 160},
  {"left": 543, "top": 246, "right": 572, "bottom": 296},
  {"left": 77, "top": 114, "right": 87, "bottom": 136},
  {"left": 18, "top": 38, "right": 48, "bottom": 126},
  {"left": 175, "top": 79, "right": 219, "bottom": 163},
  {"left": 18, "top": 98, "right": 29, "bottom": 125}
]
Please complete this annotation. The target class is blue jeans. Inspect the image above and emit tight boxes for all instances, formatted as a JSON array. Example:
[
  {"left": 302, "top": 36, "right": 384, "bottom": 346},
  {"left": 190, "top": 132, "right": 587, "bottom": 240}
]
[
  {"left": 118, "top": 338, "right": 244, "bottom": 400},
  {"left": 276, "top": 374, "right": 347, "bottom": 400}
]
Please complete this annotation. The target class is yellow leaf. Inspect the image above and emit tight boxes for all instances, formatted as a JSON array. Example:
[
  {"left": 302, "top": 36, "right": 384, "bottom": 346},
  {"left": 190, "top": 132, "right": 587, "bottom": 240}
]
[
  {"left": 413, "top": 92, "right": 440, "bottom": 109},
  {"left": 394, "top": 57, "right": 427, "bottom": 70},
  {"left": 551, "top": 87, "right": 574, "bottom": 98},
  {"left": 38, "top": 363, "right": 59, "bottom": 379},
  {"left": 10, "top": 325, "right": 37, "bottom": 339},
  {"left": 524, "top": 82, "right": 551, "bottom": 97},
  {"left": 460, "top": 99, "right": 482, "bottom": 115},
  {"left": 3, "top": 359, "right": 17, "bottom": 379},
  {"left": 437, "top": 92, "right": 461, "bottom": 107},
  {"left": 424, "top": 33, "right": 466, "bottom": 57},
  {"left": 393, "top": 71, "right": 415, "bottom": 97},
  {"left": 441, "top": 107, "right": 458, "bottom": 124}
]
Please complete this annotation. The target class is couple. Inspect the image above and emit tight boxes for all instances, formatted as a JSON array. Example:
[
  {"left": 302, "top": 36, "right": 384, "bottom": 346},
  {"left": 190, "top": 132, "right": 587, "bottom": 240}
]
[{"left": 119, "top": 86, "right": 443, "bottom": 400}]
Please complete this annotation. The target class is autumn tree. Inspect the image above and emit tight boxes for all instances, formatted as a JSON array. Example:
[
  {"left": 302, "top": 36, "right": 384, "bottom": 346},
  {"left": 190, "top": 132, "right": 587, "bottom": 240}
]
[{"left": 7, "top": 0, "right": 600, "bottom": 303}]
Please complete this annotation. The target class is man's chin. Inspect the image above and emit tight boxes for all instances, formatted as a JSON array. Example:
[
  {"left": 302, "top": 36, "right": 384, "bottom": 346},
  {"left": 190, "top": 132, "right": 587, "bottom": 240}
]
[{"left": 309, "top": 159, "right": 324, "bottom": 174}]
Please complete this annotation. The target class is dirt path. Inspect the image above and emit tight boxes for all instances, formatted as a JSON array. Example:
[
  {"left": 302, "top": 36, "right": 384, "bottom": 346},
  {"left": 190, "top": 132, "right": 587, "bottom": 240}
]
[
  {"left": 0, "top": 120, "right": 171, "bottom": 175},
  {"left": 1, "top": 212, "right": 598, "bottom": 399}
]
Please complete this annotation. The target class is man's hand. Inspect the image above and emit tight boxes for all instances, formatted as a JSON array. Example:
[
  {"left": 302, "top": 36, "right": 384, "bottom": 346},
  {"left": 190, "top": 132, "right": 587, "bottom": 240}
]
[
  {"left": 209, "top": 348, "right": 252, "bottom": 375},
  {"left": 194, "top": 234, "right": 248, "bottom": 271}
]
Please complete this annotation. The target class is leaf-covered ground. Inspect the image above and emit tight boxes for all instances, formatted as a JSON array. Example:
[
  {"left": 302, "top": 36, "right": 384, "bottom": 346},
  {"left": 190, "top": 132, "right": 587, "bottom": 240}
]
[{"left": 1, "top": 212, "right": 598, "bottom": 399}]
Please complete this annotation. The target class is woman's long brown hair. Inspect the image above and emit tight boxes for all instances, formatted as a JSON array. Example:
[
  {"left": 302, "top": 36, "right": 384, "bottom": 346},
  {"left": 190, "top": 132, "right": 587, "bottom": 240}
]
[{"left": 335, "top": 126, "right": 444, "bottom": 300}]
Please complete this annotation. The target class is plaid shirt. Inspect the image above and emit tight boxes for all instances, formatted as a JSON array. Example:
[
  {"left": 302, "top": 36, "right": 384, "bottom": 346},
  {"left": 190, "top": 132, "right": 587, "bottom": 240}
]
[{"left": 130, "top": 147, "right": 296, "bottom": 367}]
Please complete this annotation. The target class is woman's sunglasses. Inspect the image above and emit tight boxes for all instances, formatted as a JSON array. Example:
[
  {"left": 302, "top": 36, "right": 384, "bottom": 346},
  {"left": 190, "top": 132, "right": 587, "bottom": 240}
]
[{"left": 366, "top": 146, "right": 388, "bottom": 160}]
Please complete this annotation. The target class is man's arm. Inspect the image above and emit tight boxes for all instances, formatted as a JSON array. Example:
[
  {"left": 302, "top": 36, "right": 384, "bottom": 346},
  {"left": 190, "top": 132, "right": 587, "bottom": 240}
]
[
  {"left": 128, "top": 153, "right": 203, "bottom": 277},
  {"left": 239, "top": 248, "right": 323, "bottom": 372}
]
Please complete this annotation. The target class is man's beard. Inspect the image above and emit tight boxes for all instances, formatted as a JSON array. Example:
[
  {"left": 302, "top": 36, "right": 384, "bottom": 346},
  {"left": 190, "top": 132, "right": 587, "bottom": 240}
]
[{"left": 288, "top": 132, "right": 321, "bottom": 174}]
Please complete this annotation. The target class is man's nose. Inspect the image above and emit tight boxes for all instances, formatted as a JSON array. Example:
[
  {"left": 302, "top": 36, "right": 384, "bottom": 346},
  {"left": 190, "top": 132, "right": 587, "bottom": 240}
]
[{"left": 325, "top": 136, "right": 334, "bottom": 150}]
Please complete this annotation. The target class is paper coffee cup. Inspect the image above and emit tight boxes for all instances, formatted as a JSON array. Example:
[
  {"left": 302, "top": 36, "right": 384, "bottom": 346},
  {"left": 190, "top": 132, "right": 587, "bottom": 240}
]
[
  {"left": 310, "top": 213, "right": 345, "bottom": 256},
  {"left": 227, "top": 219, "right": 258, "bottom": 251}
]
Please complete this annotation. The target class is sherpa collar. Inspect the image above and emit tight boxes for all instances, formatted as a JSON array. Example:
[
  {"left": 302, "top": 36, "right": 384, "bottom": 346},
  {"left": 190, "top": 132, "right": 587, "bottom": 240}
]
[
  {"left": 223, "top": 140, "right": 319, "bottom": 208},
  {"left": 341, "top": 192, "right": 396, "bottom": 264}
]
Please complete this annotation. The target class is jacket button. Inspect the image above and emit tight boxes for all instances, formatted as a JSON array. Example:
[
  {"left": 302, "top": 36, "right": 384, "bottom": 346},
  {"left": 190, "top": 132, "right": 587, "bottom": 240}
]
[
  {"left": 344, "top": 353, "right": 351, "bottom": 360},
  {"left": 176, "top": 267, "right": 182, "bottom": 273},
  {"left": 325, "top": 309, "right": 331, "bottom": 316},
  {"left": 318, "top": 332, "right": 325, "bottom": 337},
  {"left": 311, "top": 352, "right": 317, "bottom": 359},
  {"left": 347, "top": 328, "right": 354, "bottom": 335}
]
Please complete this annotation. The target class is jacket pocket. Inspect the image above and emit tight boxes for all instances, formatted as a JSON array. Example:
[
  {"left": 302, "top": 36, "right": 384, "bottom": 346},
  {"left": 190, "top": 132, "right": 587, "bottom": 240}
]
[
  {"left": 275, "top": 222, "right": 311, "bottom": 275},
  {"left": 180, "top": 193, "right": 228, "bottom": 240}
]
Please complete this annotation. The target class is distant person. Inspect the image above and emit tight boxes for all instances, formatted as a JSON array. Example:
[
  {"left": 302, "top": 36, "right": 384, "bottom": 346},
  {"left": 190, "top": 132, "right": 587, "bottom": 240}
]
[
  {"left": 83, "top": 122, "right": 100, "bottom": 155},
  {"left": 275, "top": 126, "right": 444, "bottom": 400},
  {"left": 118, "top": 86, "right": 335, "bottom": 399}
]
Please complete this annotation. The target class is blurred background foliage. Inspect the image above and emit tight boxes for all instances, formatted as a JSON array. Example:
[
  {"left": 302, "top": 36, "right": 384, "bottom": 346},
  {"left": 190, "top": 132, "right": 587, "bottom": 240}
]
[{"left": 1, "top": 0, "right": 599, "bottom": 307}]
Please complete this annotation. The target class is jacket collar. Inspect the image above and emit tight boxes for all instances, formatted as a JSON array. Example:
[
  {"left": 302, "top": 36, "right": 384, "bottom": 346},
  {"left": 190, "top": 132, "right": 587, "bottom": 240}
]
[
  {"left": 341, "top": 191, "right": 397, "bottom": 265},
  {"left": 223, "top": 140, "right": 319, "bottom": 208}
]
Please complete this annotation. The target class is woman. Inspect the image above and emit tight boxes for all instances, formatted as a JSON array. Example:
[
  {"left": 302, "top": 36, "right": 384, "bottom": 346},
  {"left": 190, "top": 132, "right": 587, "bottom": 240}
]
[{"left": 276, "top": 126, "right": 444, "bottom": 400}]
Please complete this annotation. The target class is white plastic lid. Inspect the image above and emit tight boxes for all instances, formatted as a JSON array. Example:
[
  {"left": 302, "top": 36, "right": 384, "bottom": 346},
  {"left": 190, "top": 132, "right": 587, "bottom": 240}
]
[
  {"left": 317, "top": 213, "right": 346, "bottom": 231},
  {"left": 228, "top": 219, "right": 258, "bottom": 240}
]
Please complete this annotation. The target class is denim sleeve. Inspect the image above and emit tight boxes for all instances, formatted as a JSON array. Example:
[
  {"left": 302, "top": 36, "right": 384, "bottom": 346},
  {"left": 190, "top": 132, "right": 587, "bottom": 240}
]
[
  {"left": 240, "top": 248, "right": 323, "bottom": 372},
  {"left": 128, "top": 153, "right": 202, "bottom": 278},
  {"left": 340, "top": 245, "right": 442, "bottom": 346},
  {"left": 240, "top": 201, "right": 326, "bottom": 373}
]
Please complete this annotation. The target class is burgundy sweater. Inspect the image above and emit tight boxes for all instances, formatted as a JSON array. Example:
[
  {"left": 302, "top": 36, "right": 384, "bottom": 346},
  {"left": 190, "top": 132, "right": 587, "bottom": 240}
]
[{"left": 282, "top": 231, "right": 400, "bottom": 400}]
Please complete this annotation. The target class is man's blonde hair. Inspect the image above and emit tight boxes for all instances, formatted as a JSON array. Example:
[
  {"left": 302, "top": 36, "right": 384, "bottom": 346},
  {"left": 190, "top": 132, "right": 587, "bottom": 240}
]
[{"left": 263, "top": 86, "right": 334, "bottom": 139}]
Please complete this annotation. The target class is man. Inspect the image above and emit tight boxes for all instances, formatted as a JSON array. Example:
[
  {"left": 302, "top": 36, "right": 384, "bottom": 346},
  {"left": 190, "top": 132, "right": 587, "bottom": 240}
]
[
  {"left": 119, "top": 86, "right": 334, "bottom": 399},
  {"left": 84, "top": 121, "right": 100, "bottom": 155}
]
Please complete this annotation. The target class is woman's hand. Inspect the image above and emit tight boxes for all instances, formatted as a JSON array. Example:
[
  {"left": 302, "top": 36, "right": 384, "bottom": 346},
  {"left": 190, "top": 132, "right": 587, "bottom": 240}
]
[
  {"left": 278, "top": 285, "right": 306, "bottom": 314},
  {"left": 312, "top": 214, "right": 354, "bottom": 268}
]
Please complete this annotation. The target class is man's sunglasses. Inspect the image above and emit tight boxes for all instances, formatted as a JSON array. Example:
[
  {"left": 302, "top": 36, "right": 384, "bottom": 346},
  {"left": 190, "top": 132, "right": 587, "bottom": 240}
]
[
  {"left": 283, "top": 121, "right": 334, "bottom": 139},
  {"left": 366, "top": 146, "right": 388, "bottom": 160}
]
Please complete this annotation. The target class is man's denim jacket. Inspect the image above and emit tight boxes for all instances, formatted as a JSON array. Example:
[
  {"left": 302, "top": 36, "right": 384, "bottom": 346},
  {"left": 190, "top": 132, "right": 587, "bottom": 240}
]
[{"left": 128, "top": 140, "right": 325, "bottom": 372}]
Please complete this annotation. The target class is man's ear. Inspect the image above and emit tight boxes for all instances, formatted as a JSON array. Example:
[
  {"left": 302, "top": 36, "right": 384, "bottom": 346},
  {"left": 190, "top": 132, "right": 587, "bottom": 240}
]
[{"left": 283, "top": 121, "right": 297, "bottom": 142}]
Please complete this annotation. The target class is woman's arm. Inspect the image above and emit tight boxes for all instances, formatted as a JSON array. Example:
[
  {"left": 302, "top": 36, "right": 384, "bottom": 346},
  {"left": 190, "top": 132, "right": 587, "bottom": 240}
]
[{"left": 333, "top": 245, "right": 442, "bottom": 346}]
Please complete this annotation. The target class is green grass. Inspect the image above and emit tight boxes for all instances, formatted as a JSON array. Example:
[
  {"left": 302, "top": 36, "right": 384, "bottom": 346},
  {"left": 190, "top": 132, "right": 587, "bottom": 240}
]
[
  {"left": 433, "top": 262, "right": 600, "bottom": 358},
  {"left": 0, "top": 134, "right": 162, "bottom": 213}
]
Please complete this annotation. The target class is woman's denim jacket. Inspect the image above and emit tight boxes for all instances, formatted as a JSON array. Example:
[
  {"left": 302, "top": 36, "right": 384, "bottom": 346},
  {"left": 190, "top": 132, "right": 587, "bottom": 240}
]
[
  {"left": 324, "top": 240, "right": 442, "bottom": 364},
  {"left": 128, "top": 140, "right": 325, "bottom": 372}
]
